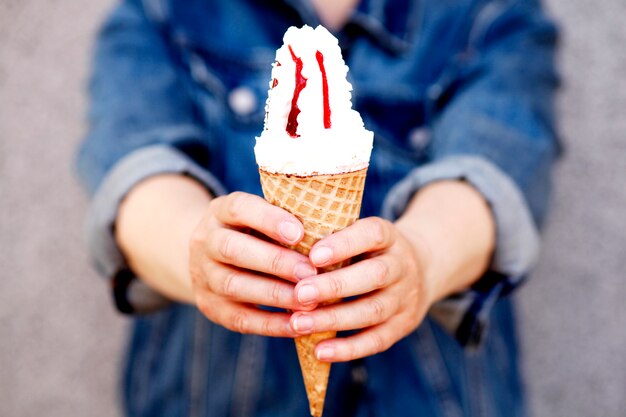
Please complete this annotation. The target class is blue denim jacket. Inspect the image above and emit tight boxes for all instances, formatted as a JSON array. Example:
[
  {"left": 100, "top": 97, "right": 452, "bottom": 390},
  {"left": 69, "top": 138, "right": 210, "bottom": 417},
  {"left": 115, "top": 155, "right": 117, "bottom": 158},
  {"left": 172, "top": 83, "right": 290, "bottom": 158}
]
[{"left": 76, "top": 0, "right": 559, "bottom": 416}]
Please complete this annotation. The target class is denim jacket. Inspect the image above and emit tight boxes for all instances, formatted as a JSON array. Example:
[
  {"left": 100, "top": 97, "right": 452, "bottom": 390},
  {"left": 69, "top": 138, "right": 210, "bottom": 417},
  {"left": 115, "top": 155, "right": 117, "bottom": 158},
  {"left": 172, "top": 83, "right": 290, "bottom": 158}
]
[{"left": 76, "top": 0, "right": 559, "bottom": 416}]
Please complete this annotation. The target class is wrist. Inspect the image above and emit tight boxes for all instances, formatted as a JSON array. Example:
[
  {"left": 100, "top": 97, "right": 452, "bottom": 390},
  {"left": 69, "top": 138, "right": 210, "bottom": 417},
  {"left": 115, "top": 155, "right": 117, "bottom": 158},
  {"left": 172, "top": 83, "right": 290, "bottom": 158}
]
[
  {"left": 116, "top": 174, "right": 212, "bottom": 303},
  {"left": 394, "top": 180, "right": 495, "bottom": 304},
  {"left": 395, "top": 219, "right": 441, "bottom": 309}
]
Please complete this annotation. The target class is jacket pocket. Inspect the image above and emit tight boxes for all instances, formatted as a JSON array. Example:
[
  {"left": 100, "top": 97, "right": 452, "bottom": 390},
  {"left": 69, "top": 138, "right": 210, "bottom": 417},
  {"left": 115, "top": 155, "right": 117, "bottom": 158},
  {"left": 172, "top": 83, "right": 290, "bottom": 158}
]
[{"left": 170, "top": 30, "right": 274, "bottom": 132}]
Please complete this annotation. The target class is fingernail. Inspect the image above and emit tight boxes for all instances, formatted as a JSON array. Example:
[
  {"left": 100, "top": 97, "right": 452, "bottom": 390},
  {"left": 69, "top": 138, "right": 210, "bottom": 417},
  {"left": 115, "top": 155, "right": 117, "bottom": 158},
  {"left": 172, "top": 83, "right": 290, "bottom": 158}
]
[
  {"left": 297, "top": 285, "right": 319, "bottom": 305},
  {"left": 316, "top": 346, "right": 335, "bottom": 361},
  {"left": 310, "top": 246, "right": 332, "bottom": 265},
  {"left": 279, "top": 221, "right": 302, "bottom": 243},
  {"left": 294, "top": 263, "right": 317, "bottom": 280},
  {"left": 292, "top": 314, "right": 314, "bottom": 333}
]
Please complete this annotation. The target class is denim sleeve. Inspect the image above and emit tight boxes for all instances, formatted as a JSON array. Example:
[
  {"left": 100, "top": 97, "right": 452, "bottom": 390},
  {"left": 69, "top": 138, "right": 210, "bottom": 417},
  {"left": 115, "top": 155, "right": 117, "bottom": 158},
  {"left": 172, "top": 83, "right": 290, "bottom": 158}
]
[
  {"left": 381, "top": 155, "right": 539, "bottom": 347},
  {"left": 384, "top": 0, "right": 560, "bottom": 347},
  {"left": 75, "top": 0, "right": 225, "bottom": 311}
]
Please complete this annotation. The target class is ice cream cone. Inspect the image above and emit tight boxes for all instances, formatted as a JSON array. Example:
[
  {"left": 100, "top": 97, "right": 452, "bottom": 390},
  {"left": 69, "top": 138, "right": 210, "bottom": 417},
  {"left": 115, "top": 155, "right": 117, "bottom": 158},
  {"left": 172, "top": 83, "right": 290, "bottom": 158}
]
[{"left": 259, "top": 167, "right": 367, "bottom": 417}]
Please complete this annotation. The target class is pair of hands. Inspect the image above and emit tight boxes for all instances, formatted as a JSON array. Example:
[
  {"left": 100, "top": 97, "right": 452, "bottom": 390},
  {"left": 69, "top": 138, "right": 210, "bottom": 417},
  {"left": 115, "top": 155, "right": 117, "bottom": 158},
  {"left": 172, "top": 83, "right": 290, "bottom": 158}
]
[{"left": 189, "top": 192, "right": 433, "bottom": 363}]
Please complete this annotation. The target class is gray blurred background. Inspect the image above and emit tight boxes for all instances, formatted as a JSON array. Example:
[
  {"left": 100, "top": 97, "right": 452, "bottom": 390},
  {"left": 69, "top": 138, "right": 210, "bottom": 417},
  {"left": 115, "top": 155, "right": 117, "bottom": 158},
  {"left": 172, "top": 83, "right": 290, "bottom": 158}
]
[{"left": 0, "top": 0, "right": 624, "bottom": 416}]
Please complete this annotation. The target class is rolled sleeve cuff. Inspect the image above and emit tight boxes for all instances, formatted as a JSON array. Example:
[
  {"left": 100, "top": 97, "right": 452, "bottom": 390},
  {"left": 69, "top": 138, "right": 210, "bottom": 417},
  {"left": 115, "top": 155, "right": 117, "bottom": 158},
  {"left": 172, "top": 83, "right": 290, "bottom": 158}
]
[
  {"left": 380, "top": 155, "right": 540, "bottom": 347},
  {"left": 85, "top": 144, "right": 227, "bottom": 313}
]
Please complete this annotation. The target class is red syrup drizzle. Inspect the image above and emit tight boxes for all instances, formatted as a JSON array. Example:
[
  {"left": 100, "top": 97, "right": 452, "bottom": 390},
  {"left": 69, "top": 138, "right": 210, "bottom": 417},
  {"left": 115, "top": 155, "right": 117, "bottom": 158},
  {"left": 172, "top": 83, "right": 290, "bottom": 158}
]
[
  {"left": 286, "top": 45, "right": 307, "bottom": 138},
  {"left": 271, "top": 61, "right": 280, "bottom": 88},
  {"left": 265, "top": 62, "right": 281, "bottom": 131},
  {"left": 315, "top": 51, "right": 331, "bottom": 129}
]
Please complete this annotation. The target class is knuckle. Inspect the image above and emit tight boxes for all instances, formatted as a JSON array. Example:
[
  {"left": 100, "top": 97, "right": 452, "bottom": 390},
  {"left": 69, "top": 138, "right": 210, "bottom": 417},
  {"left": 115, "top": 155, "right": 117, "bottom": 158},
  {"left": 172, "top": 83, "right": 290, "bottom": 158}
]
[
  {"left": 269, "top": 249, "right": 285, "bottom": 275},
  {"left": 327, "top": 274, "right": 345, "bottom": 298},
  {"left": 222, "top": 270, "right": 239, "bottom": 298},
  {"left": 325, "top": 308, "right": 339, "bottom": 330},
  {"left": 230, "top": 311, "right": 250, "bottom": 334},
  {"left": 201, "top": 264, "right": 218, "bottom": 292},
  {"left": 189, "top": 226, "right": 205, "bottom": 249},
  {"left": 339, "top": 234, "right": 353, "bottom": 258},
  {"left": 369, "top": 332, "right": 388, "bottom": 355},
  {"left": 261, "top": 318, "right": 277, "bottom": 336},
  {"left": 369, "top": 259, "right": 389, "bottom": 289},
  {"left": 226, "top": 192, "right": 247, "bottom": 222},
  {"left": 219, "top": 232, "right": 237, "bottom": 262},
  {"left": 368, "top": 217, "right": 391, "bottom": 247},
  {"left": 268, "top": 281, "right": 284, "bottom": 306},
  {"left": 195, "top": 297, "right": 212, "bottom": 318},
  {"left": 211, "top": 195, "right": 227, "bottom": 217},
  {"left": 400, "top": 316, "right": 417, "bottom": 336},
  {"left": 367, "top": 298, "right": 387, "bottom": 323}
]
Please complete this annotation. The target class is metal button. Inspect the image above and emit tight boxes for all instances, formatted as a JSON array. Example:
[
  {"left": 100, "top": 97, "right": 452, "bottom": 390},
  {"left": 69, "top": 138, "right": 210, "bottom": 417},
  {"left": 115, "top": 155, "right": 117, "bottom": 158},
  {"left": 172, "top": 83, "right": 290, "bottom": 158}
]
[
  {"left": 228, "top": 86, "right": 257, "bottom": 116},
  {"left": 427, "top": 83, "right": 443, "bottom": 101},
  {"left": 351, "top": 365, "right": 368, "bottom": 384},
  {"left": 408, "top": 127, "right": 431, "bottom": 150}
]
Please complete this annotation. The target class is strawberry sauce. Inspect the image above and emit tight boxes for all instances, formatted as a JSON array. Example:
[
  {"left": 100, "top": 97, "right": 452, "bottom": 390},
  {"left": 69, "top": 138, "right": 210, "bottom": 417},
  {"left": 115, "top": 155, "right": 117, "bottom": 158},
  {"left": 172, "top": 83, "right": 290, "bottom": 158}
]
[
  {"left": 315, "top": 51, "right": 331, "bottom": 129},
  {"left": 286, "top": 45, "right": 307, "bottom": 137}
]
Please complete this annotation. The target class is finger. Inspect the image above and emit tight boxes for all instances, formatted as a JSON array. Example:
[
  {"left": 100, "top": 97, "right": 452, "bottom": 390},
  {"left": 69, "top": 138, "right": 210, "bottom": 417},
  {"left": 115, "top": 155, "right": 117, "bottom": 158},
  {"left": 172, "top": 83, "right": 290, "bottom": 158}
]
[
  {"left": 314, "top": 317, "right": 408, "bottom": 362},
  {"left": 196, "top": 293, "right": 298, "bottom": 338},
  {"left": 294, "top": 256, "right": 399, "bottom": 305},
  {"left": 204, "top": 263, "right": 311, "bottom": 310},
  {"left": 213, "top": 192, "right": 304, "bottom": 245},
  {"left": 290, "top": 292, "right": 398, "bottom": 334},
  {"left": 207, "top": 228, "right": 317, "bottom": 282},
  {"left": 309, "top": 217, "right": 396, "bottom": 267}
]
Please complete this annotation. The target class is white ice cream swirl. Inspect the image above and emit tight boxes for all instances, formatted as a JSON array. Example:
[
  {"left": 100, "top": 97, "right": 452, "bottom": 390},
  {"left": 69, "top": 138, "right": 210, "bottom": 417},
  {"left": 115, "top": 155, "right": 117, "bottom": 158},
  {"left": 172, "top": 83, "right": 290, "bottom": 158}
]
[{"left": 255, "top": 25, "right": 373, "bottom": 175}]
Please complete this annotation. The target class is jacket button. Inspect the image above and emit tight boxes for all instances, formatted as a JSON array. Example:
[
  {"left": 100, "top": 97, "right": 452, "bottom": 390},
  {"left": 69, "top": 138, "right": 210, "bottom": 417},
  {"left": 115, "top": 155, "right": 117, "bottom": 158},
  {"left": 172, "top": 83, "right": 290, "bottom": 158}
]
[
  {"left": 351, "top": 365, "right": 368, "bottom": 384},
  {"left": 228, "top": 86, "right": 257, "bottom": 116},
  {"left": 408, "top": 127, "right": 431, "bottom": 150},
  {"left": 427, "top": 83, "right": 443, "bottom": 101}
]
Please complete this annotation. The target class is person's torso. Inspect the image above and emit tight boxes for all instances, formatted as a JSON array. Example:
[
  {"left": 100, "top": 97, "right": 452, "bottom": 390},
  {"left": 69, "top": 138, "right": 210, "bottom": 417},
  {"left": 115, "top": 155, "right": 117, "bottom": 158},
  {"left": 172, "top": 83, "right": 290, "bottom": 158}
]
[
  {"left": 150, "top": 0, "right": 497, "bottom": 217},
  {"left": 122, "top": 1, "right": 527, "bottom": 416}
]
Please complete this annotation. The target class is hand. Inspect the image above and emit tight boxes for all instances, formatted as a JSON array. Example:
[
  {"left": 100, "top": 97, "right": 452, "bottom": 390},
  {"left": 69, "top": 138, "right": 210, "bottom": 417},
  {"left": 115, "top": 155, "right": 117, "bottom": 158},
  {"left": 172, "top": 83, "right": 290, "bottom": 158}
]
[
  {"left": 288, "top": 217, "right": 432, "bottom": 362},
  {"left": 189, "top": 192, "right": 319, "bottom": 337}
]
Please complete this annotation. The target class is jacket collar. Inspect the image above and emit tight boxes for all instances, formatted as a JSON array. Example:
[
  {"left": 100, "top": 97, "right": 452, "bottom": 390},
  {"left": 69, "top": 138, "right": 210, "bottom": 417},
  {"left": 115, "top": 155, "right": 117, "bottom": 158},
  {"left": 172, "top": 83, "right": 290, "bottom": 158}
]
[{"left": 283, "top": 0, "right": 414, "bottom": 55}]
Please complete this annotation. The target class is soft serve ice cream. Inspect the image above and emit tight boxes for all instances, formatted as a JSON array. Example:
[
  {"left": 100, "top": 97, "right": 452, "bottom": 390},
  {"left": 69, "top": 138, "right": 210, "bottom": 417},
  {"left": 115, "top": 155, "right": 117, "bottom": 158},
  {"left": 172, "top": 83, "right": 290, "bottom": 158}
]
[
  {"left": 255, "top": 25, "right": 373, "bottom": 175},
  {"left": 256, "top": 25, "right": 373, "bottom": 417}
]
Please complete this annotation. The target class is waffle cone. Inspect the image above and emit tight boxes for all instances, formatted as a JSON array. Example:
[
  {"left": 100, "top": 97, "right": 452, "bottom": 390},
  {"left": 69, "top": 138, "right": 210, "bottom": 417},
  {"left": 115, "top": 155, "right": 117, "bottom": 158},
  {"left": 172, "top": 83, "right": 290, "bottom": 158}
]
[{"left": 259, "top": 167, "right": 367, "bottom": 417}]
